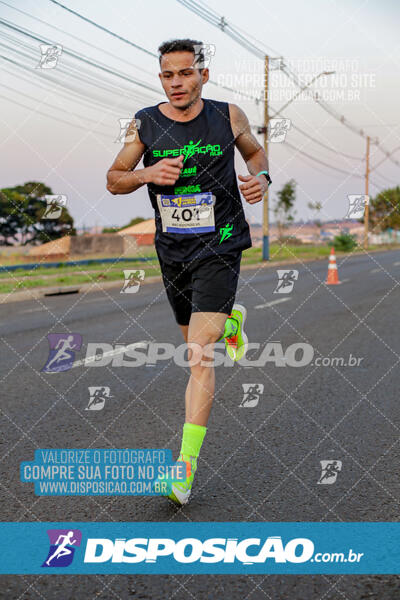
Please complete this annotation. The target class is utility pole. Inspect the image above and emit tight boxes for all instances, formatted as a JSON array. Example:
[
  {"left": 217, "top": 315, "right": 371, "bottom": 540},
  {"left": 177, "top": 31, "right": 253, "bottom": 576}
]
[
  {"left": 260, "top": 65, "right": 334, "bottom": 260},
  {"left": 262, "top": 54, "right": 270, "bottom": 260},
  {"left": 364, "top": 135, "right": 370, "bottom": 249}
]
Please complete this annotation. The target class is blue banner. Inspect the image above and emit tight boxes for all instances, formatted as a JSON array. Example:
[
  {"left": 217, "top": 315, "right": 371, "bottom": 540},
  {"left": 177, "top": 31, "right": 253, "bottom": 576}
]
[{"left": 0, "top": 522, "right": 399, "bottom": 574}]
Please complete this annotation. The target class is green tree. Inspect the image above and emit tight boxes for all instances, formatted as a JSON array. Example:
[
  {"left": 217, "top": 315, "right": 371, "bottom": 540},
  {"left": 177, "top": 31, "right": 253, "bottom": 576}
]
[
  {"left": 308, "top": 201, "right": 322, "bottom": 240},
  {"left": 102, "top": 216, "right": 146, "bottom": 233},
  {"left": 0, "top": 182, "right": 75, "bottom": 245},
  {"left": 273, "top": 180, "right": 297, "bottom": 242},
  {"left": 368, "top": 186, "right": 400, "bottom": 231}
]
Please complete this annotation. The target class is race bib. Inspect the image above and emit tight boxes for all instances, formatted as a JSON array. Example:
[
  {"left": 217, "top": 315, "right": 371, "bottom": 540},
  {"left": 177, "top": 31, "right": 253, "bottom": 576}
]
[{"left": 156, "top": 192, "right": 216, "bottom": 234}]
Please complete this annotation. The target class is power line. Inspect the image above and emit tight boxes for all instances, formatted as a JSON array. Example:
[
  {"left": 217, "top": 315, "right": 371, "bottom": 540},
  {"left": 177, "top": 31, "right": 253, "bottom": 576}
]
[
  {"left": 0, "top": 91, "right": 111, "bottom": 138},
  {"left": 0, "top": 36, "right": 158, "bottom": 107},
  {"left": 370, "top": 145, "right": 400, "bottom": 171},
  {"left": 177, "top": 0, "right": 266, "bottom": 58},
  {"left": 283, "top": 140, "right": 364, "bottom": 179},
  {"left": 4, "top": 0, "right": 397, "bottom": 188},
  {"left": 0, "top": 52, "right": 150, "bottom": 114},
  {"left": 371, "top": 170, "right": 399, "bottom": 187},
  {"left": 0, "top": 79, "right": 114, "bottom": 133},
  {"left": 194, "top": 0, "right": 288, "bottom": 58},
  {"left": 46, "top": 0, "right": 261, "bottom": 102},
  {"left": 179, "top": 0, "right": 400, "bottom": 171},
  {"left": 48, "top": 0, "right": 156, "bottom": 59},
  {"left": 0, "top": 0, "right": 158, "bottom": 80},
  {"left": 251, "top": 121, "right": 363, "bottom": 162},
  {"left": 0, "top": 18, "right": 162, "bottom": 95}
]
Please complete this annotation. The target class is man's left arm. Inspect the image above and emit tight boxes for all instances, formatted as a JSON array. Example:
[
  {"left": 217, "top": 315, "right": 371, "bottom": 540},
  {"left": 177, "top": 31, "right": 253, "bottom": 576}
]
[{"left": 229, "top": 103, "right": 270, "bottom": 204}]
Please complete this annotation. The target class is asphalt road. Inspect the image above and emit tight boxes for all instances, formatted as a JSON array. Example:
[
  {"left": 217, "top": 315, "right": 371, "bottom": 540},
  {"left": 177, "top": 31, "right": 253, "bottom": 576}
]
[{"left": 1, "top": 249, "right": 400, "bottom": 599}]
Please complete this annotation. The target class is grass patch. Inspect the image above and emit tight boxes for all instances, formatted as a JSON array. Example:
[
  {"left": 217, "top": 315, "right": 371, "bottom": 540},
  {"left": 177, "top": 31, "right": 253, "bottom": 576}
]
[
  {"left": 0, "top": 263, "right": 161, "bottom": 294},
  {"left": 1, "top": 243, "right": 399, "bottom": 294}
]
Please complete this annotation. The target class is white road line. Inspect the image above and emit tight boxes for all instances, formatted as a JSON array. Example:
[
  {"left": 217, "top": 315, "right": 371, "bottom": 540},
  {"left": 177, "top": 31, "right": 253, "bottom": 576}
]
[
  {"left": 21, "top": 307, "right": 45, "bottom": 314},
  {"left": 72, "top": 341, "right": 149, "bottom": 368},
  {"left": 393, "top": 261, "right": 400, "bottom": 266},
  {"left": 370, "top": 268, "right": 382, "bottom": 274},
  {"left": 255, "top": 297, "right": 291, "bottom": 310},
  {"left": 340, "top": 278, "right": 350, "bottom": 283}
]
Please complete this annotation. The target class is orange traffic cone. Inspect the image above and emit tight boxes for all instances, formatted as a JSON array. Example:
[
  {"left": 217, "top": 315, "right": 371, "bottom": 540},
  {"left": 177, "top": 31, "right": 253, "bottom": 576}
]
[{"left": 326, "top": 247, "right": 341, "bottom": 284}]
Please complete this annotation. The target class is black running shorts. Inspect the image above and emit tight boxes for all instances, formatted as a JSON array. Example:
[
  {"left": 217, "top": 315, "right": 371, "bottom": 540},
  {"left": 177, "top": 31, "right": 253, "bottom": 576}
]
[{"left": 158, "top": 251, "right": 242, "bottom": 326}]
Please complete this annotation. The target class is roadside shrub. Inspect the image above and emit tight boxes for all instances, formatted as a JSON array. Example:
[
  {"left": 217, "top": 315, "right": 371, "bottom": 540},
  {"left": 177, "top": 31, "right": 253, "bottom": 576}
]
[{"left": 331, "top": 233, "right": 357, "bottom": 252}]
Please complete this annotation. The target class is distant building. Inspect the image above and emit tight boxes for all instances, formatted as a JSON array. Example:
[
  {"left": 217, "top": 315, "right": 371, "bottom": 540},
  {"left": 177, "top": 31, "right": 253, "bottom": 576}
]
[
  {"left": 28, "top": 233, "right": 137, "bottom": 260},
  {"left": 117, "top": 218, "right": 155, "bottom": 246}
]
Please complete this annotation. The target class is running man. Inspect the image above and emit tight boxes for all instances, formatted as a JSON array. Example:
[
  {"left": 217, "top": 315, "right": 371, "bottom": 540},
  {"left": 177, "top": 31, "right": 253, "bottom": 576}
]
[
  {"left": 45, "top": 531, "right": 77, "bottom": 566},
  {"left": 45, "top": 334, "right": 77, "bottom": 371},
  {"left": 107, "top": 39, "right": 271, "bottom": 505}
]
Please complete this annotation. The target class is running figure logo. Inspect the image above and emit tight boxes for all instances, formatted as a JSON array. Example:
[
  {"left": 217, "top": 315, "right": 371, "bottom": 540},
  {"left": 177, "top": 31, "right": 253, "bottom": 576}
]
[
  {"left": 274, "top": 269, "right": 299, "bottom": 294},
  {"left": 219, "top": 223, "right": 233, "bottom": 244},
  {"left": 268, "top": 118, "right": 291, "bottom": 143},
  {"left": 269, "top": 57, "right": 284, "bottom": 70},
  {"left": 86, "top": 386, "right": 113, "bottom": 410},
  {"left": 115, "top": 118, "right": 141, "bottom": 143},
  {"left": 36, "top": 44, "right": 63, "bottom": 69},
  {"left": 345, "top": 195, "right": 369, "bottom": 219},
  {"left": 192, "top": 43, "right": 216, "bottom": 69},
  {"left": 120, "top": 269, "right": 145, "bottom": 293},
  {"left": 42, "top": 529, "right": 82, "bottom": 567},
  {"left": 240, "top": 383, "right": 264, "bottom": 407},
  {"left": 41, "top": 195, "right": 66, "bottom": 219},
  {"left": 182, "top": 139, "right": 202, "bottom": 163},
  {"left": 41, "top": 333, "right": 82, "bottom": 373},
  {"left": 317, "top": 460, "right": 342, "bottom": 485}
]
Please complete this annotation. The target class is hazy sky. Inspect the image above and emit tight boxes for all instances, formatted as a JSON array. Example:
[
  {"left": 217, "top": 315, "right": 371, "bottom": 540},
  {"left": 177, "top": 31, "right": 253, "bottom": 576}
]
[{"left": 1, "top": 0, "right": 399, "bottom": 228}]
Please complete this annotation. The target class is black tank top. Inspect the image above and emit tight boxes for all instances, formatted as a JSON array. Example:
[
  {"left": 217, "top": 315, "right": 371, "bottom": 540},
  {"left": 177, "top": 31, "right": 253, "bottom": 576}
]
[{"left": 135, "top": 98, "right": 252, "bottom": 263}]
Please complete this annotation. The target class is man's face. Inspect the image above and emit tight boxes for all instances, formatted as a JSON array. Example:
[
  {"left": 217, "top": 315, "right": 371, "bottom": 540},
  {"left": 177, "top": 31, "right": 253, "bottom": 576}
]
[{"left": 159, "top": 51, "right": 209, "bottom": 110}]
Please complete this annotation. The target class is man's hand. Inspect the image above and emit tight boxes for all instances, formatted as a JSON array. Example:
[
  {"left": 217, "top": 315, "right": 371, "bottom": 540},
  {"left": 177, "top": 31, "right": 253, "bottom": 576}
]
[
  {"left": 147, "top": 155, "right": 184, "bottom": 186},
  {"left": 238, "top": 174, "right": 268, "bottom": 204}
]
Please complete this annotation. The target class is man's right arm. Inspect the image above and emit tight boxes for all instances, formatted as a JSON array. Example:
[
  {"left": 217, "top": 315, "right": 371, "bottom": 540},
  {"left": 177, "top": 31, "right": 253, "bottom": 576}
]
[{"left": 106, "top": 119, "right": 184, "bottom": 195}]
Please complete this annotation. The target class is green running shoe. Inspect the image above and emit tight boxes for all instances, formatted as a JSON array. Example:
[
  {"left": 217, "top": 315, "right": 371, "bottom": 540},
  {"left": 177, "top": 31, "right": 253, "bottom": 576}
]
[
  {"left": 225, "top": 303, "right": 248, "bottom": 362},
  {"left": 153, "top": 454, "right": 197, "bottom": 505},
  {"left": 168, "top": 454, "right": 197, "bottom": 505}
]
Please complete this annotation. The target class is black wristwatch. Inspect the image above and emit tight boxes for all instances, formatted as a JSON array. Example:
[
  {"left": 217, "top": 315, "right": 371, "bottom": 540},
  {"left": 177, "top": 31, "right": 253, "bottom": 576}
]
[{"left": 257, "top": 170, "right": 272, "bottom": 186}]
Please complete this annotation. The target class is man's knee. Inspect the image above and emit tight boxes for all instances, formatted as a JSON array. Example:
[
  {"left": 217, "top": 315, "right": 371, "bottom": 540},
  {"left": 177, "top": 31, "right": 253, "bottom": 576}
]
[{"left": 186, "top": 338, "right": 216, "bottom": 367}]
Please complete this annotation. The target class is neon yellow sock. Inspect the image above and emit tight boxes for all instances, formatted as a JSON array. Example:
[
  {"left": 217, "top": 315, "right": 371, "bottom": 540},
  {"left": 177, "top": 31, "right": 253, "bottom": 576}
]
[{"left": 180, "top": 422, "right": 207, "bottom": 460}]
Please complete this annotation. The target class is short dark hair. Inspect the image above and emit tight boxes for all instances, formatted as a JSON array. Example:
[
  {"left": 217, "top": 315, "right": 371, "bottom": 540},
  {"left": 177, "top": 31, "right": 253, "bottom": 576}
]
[{"left": 158, "top": 38, "right": 205, "bottom": 69}]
